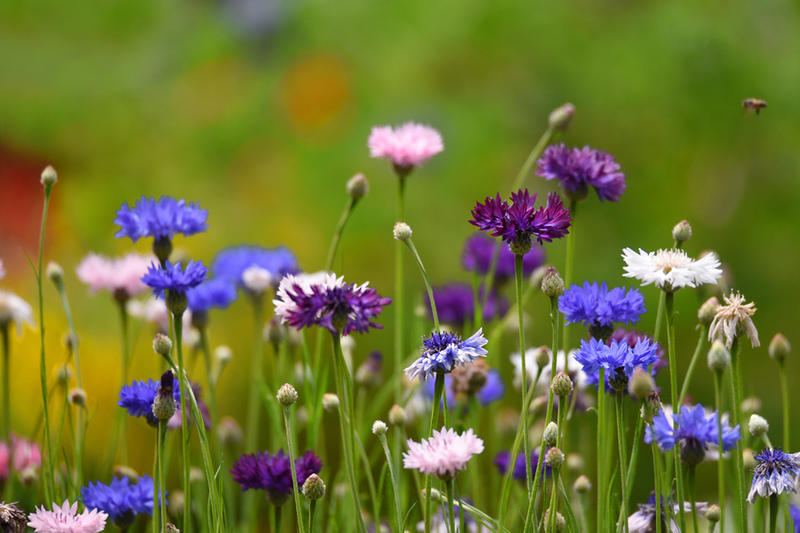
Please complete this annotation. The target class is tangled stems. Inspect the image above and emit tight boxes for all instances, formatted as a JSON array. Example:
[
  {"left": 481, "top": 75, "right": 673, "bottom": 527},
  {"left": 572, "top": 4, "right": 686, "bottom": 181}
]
[
  {"left": 394, "top": 176, "right": 407, "bottom": 404},
  {"left": 561, "top": 201, "right": 576, "bottom": 355},
  {"left": 651, "top": 442, "right": 662, "bottom": 533},
  {"left": 331, "top": 333, "right": 367, "bottom": 533},
  {"left": 677, "top": 325, "right": 708, "bottom": 408},
  {"left": 615, "top": 395, "right": 629, "bottom": 531},
  {"left": 596, "top": 368, "right": 607, "bottom": 533},
  {"left": 282, "top": 404, "right": 307, "bottom": 533},
  {"left": 376, "top": 430, "right": 402, "bottom": 533},
  {"left": 713, "top": 372, "right": 726, "bottom": 533},
  {"left": 172, "top": 312, "right": 192, "bottom": 532},
  {"left": 729, "top": 338, "right": 747, "bottom": 533},
  {"left": 664, "top": 292, "right": 687, "bottom": 532},
  {"left": 242, "top": 296, "right": 265, "bottom": 528},
  {"left": 515, "top": 255, "right": 532, "bottom": 492},
  {"left": 424, "top": 374, "right": 444, "bottom": 533}
]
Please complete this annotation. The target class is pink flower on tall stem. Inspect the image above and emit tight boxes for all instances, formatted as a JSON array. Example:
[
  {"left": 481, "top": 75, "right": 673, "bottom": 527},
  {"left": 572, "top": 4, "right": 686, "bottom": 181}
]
[
  {"left": 76, "top": 253, "right": 153, "bottom": 300},
  {"left": 368, "top": 122, "right": 444, "bottom": 172},
  {"left": 11, "top": 434, "right": 41, "bottom": 474},
  {"left": 27, "top": 500, "right": 108, "bottom": 533}
]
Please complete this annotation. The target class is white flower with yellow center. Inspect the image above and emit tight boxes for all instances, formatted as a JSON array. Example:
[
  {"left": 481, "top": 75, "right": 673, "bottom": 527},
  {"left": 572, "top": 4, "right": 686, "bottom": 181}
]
[{"left": 621, "top": 248, "right": 722, "bottom": 292}]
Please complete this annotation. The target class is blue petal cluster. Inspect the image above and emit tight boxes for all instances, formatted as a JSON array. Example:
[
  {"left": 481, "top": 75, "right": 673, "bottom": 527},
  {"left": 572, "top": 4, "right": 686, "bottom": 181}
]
[
  {"left": 536, "top": 144, "right": 626, "bottom": 202},
  {"left": 422, "top": 368, "right": 505, "bottom": 407},
  {"left": 790, "top": 504, "right": 800, "bottom": 532},
  {"left": 119, "top": 377, "right": 181, "bottom": 425},
  {"left": 559, "top": 281, "right": 645, "bottom": 327},
  {"left": 493, "top": 450, "right": 548, "bottom": 482},
  {"left": 405, "top": 330, "right": 489, "bottom": 381},
  {"left": 645, "top": 404, "right": 741, "bottom": 453},
  {"left": 114, "top": 196, "right": 207, "bottom": 242},
  {"left": 142, "top": 260, "right": 207, "bottom": 298},
  {"left": 212, "top": 245, "right": 299, "bottom": 286},
  {"left": 81, "top": 475, "right": 157, "bottom": 522},
  {"left": 187, "top": 278, "right": 238, "bottom": 313},
  {"left": 573, "top": 337, "right": 660, "bottom": 392},
  {"left": 748, "top": 448, "right": 800, "bottom": 502},
  {"left": 231, "top": 449, "right": 322, "bottom": 504},
  {"left": 461, "top": 233, "right": 545, "bottom": 281},
  {"left": 425, "top": 283, "right": 509, "bottom": 328}
]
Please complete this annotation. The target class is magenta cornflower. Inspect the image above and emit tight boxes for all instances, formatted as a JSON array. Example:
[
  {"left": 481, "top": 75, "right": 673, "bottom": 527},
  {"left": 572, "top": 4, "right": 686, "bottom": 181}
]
[
  {"left": 403, "top": 427, "right": 484, "bottom": 480},
  {"left": 231, "top": 449, "right": 322, "bottom": 505},
  {"left": 76, "top": 253, "right": 153, "bottom": 300},
  {"left": 536, "top": 144, "right": 626, "bottom": 202},
  {"left": 469, "top": 190, "right": 571, "bottom": 253},
  {"left": 27, "top": 500, "right": 108, "bottom": 533},
  {"left": 368, "top": 122, "right": 443, "bottom": 171}
]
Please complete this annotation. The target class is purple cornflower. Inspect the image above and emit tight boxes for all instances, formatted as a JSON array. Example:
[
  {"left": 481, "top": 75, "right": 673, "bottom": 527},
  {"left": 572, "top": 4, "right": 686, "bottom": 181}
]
[
  {"left": 536, "top": 144, "right": 626, "bottom": 202},
  {"left": 559, "top": 281, "right": 645, "bottom": 331},
  {"left": 231, "top": 449, "right": 321, "bottom": 505},
  {"left": 574, "top": 337, "right": 660, "bottom": 392},
  {"left": 422, "top": 367, "right": 505, "bottom": 408},
  {"left": 212, "top": 245, "right": 299, "bottom": 289},
  {"left": 645, "top": 404, "right": 741, "bottom": 466},
  {"left": 425, "top": 283, "right": 509, "bottom": 328},
  {"left": 747, "top": 448, "right": 800, "bottom": 502},
  {"left": 405, "top": 330, "right": 488, "bottom": 381},
  {"left": 141, "top": 260, "right": 207, "bottom": 298},
  {"left": 470, "top": 190, "right": 571, "bottom": 253},
  {"left": 118, "top": 377, "right": 181, "bottom": 426},
  {"left": 461, "top": 233, "right": 545, "bottom": 282},
  {"left": 494, "top": 450, "right": 548, "bottom": 482},
  {"left": 274, "top": 273, "right": 390, "bottom": 335},
  {"left": 114, "top": 196, "right": 207, "bottom": 242},
  {"left": 610, "top": 328, "right": 667, "bottom": 372},
  {"left": 790, "top": 504, "right": 800, "bottom": 532},
  {"left": 187, "top": 278, "right": 238, "bottom": 314},
  {"left": 80, "top": 475, "right": 156, "bottom": 526}
]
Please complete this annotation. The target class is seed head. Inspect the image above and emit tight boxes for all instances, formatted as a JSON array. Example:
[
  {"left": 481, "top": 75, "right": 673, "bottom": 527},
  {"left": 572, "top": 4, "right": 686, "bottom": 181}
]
[{"left": 277, "top": 383, "right": 298, "bottom": 406}]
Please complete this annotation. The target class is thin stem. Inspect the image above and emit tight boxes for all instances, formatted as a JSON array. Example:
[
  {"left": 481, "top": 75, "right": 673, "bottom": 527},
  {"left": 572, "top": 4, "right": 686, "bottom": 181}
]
[
  {"left": 325, "top": 198, "right": 356, "bottom": 270},
  {"left": 394, "top": 176, "right": 407, "bottom": 404},
  {"left": 308, "top": 501, "right": 315, "bottom": 533},
  {"left": 653, "top": 291, "right": 666, "bottom": 344},
  {"left": 378, "top": 432, "right": 402, "bottom": 533},
  {"left": 1, "top": 325, "right": 9, "bottom": 441},
  {"left": 615, "top": 395, "right": 629, "bottom": 532},
  {"left": 597, "top": 368, "right": 606, "bottom": 533},
  {"left": 729, "top": 339, "right": 748, "bottom": 533},
  {"left": 471, "top": 272, "right": 483, "bottom": 331},
  {"left": 403, "top": 238, "right": 440, "bottom": 332},
  {"left": 242, "top": 296, "right": 265, "bottom": 528},
  {"left": 769, "top": 494, "right": 778, "bottom": 533},
  {"left": 446, "top": 479, "right": 457, "bottom": 533},
  {"left": 117, "top": 301, "right": 130, "bottom": 463},
  {"left": 158, "top": 421, "right": 168, "bottom": 533},
  {"left": 561, "top": 201, "right": 577, "bottom": 355},
  {"left": 283, "top": 406, "right": 306, "bottom": 533},
  {"left": 677, "top": 325, "right": 708, "bottom": 408},
  {"left": 714, "top": 373, "right": 726, "bottom": 533},
  {"left": 425, "top": 374, "right": 444, "bottom": 533},
  {"left": 622, "top": 409, "right": 644, "bottom": 519},
  {"left": 665, "top": 292, "right": 687, "bottom": 533},
  {"left": 153, "top": 422, "right": 160, "bottom": 533},
  {"left": 651, "top": 442, "right": 662, "bottom": 533},
  {"left": 779, "top": 360, "right": 790, "bottom": 450},
  {"left": 173, "top": 312, "right": 192, "bottom": 533},
  {"left": 687, "top": 466, "right": 700, "bottom": 533},
  {"left": 515, "top": 255, "right": 531, "bottom": 492},
  {"left": 547, "top": 471, "right": 559, "bottom": 533},
  {"left": 198, "top": 328, "right": 219, "bottom": 434}
]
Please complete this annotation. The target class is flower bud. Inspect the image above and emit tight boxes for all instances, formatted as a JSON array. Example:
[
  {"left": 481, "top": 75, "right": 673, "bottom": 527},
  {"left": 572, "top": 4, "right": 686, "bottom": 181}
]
[
  {"left": 697, "top": 297, "right": 719, "bottom": 326},
  {"left": 277, "top": 383, "right": 298, "bottom": 406},
  {"left": 543, "top": 422, "right": 559, "bottom": 447},
  {"left": 628, "top": 367, "right": 654, "bottom": 400},
  {"left": 707, "top": 341, "right": 730, "bottom": 374},
  {"left": 573, "top": 474, "right": 592, "bottom": 494},
  {"left": 371, "top": 420, "right": 388, "bottom": 436},
  {"left": 566, "top": 453, "right": 584, "bottom": 473},
  {"left": 530, "top": 396, "right": 548, "bottom": 417},
  {"left": 40, "top": 165, "right": 58, "bottom": 187},
  {"left": 217, "top": 416, "right": 243, "bottom": 447},
  {"left": 748, "top": 414, "right": 769, "bottom": 439},
  {"left": 545, "top": 447, "right": 565, "bottom": 470},
  {"left": 551, "top": 372, "right": 573, "bottom": 397},
  {"left": 153, "top": 371, "right": 177, "bottom": 422},
  {"left": 392, "top": 222, "right": 412, "bottom": 242},
  {"left": 672, "top": 220, "right": 692, "bottom": 244},
  {"left": 54, "top": 364, "right": 73, "bottom": 387},
  {"left": 214, "top": 345, "right": 233, "bottom": 366},
  {"left": 189, "top": 466, "right": 203, "bottom": 484},
  {"left": 46, "top": 262, "right": 64, "bottom": 285},
  {"left": 388, "top": 404, "right": 407, "bottom": 426},
  {"left": 705, "top": 504, "right": 721, "bottom": 523},
  {"left": 529, "top": 265, "right": 548, "bottom": 291},
  {"left": 264, "top": 317, "right": 286, "bottom": 350},
  {"left": 302, "top": 473, "right": 326, "bottom": 500},
  {"left": 742, "top": 396, "right": 761, "bottom": 416},
  {"left": 242, "top": 266, "right": 272, "bottom": 294},
  {"left": 68, "top": 388, "right": 87, "bottom": 407},
  {"left": 166, "top": 524, "right": 180, "bottom": 533},
  {"left": 153, "top": 333, "right": 173, "bottom": 357},
  {"left": 322, "top": 393, "right": 340, "bottom": 412},
  {"left": 112, "top": 465, "right": 139, "bottom": 481},
  {"left": 548, "top": 103, "right": 575, "bottom": 132},
  {"left": 540, "top": 266, "right": 565, "bottom": 298},
  {"left": 743, "top": 448, "right": 755, "bottom": 470},
  {"left": 534, "top": 346, "right": 551, "bottom": 369},
  {"left": 769, "top": 333, "right": 791, "bottom": 362},
  {"left": 346, "top": 173, "right": 369, "bottom": 200},
  {"left": 543, "top": 508, "right": 566, "bottom": 531}
]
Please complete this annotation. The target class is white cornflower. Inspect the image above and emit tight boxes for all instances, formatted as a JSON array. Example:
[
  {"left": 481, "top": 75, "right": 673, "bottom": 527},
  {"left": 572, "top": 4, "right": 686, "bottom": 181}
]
[
  {"left": 708, "top": 291, "right": 759, "bottom": 348},
  {"left": 0, "top": 290, "right": 34, "bottom": 336},
  {"left": 242, "top": 266, "right": 273, "bottom": 294},
  {"left": 272, "top": 272, "right": 339, "bottom": 322},
  {"left": 621, "top": 248, "right": 722, "bottom": 292}
]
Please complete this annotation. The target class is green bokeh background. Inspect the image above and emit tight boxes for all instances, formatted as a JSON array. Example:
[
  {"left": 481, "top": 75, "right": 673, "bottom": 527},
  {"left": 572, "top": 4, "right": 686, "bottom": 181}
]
[{"left": 1, "top": 0, "right": 799, "bottom": 511}]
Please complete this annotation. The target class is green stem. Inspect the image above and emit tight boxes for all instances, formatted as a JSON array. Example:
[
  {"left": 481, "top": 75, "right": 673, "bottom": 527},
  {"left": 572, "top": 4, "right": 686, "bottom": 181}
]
[
  {"left": 242, "top": 296, "right": 265, "bottom": 528},
  {"left": 547, "top": 471, "right": 559, "bottom": 533},
  {"left": 677, "top": 325, "right": 707, "bottom": 408},
  {"left": 779, "top": 360, "right": 790, "bottom": 450},
  {"left": 514, "top": 255, "right": 531, "bottom": 492},
  {"left": 378, "top": 432, "right": 403, "bottom": 533},
  {"left": 1, "top": 325, "right": 9, "bottom": 442},
  {"left": 561, "top": 201, "right": 577, "bottom": 355},
  {"left": 622, "top": 409, "right": 644, "bottom": 518},
  {"left": 283, "top": 406, "right": 306, "bottom": 533},
  {"left": 471, "top": 272, "right": 483, "bottom": 332},
  {"left": 615, "top": 395, "right": 629, "bottom": 532},
  {"left": 403, "top": 238, "right": 440, "bottom": 332},
  {"left": 394, "top": 176, "right": 406, "bottom": 404},
  {"left": 769, "top": 494, "right": 778, "bottom": 533},
  {"left": 425, "top": 374, "right": 444, "bottom": 533},
  {"left": 688, "top": 466, "right": 699, "bottom": 533},
  {"left": 308, "top": 501, "right": 315, "bottom": 533},
  {"left": 198, "top": 328, "right": 219, "bottom": 435},
  {"left": 652, "top": 442, "right": 662, "bottom": 533},
  {"left": 117, "top": 300, "right": 130, "bottom": 464},
  {"left": 447, "top": 479, "right": 457, "bottom": 533},
  {"left": 173, "top": 312, "right": 192, "bottom": 533},
  {"left": 597, "top": 368, "right": 606, "bottom": 533},
  {"left": 714, "top": 373, "right": 726, "bottom": 533},
  {"left": 665, "top": 292, "right": 687, "bottom": 533},
  {"left": 325, "top": 198, "right": 356, "bottom": 271},
  {"left": 158, "top": 421, "right": 168, "bottom": 533},
  {"left": 729, "top": 339, "right": 748, "bottom": 533},
  {"left": 653, "top": 291, "right": 666, "bottom": 344}
]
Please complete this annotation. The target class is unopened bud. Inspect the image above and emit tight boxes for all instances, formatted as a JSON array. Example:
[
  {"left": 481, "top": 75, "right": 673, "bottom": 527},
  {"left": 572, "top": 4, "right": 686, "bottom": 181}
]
[
  {"left": 566, "top": 453, "right": 584, "bottom": 473},
  {"left": 543, "top": 422, "right": 559, "bottom": 447},
  {"left": 551, "top": 372, "right": 573, "bottom": 397},
  {"left": 679, "top": 438, "right": 705, "bottom": 467},
  {"left": 529, "top": 266, "right": 548, "bottom": 291},
  {"left": 548, "top": 103, "right": 575, "bottom": 132},
  {"left": 54, "top": 364, "right": 73, "bottom": 386},
  {"left": 545, "top": 447, "right": 565, "bottom": 470},
  {"left": 302, "top": 473, "right": 326, "bottom": 500},
  {"left": 242, "top": 266, "right": 273, "bottom": 294},
  {"left": 707, "top": 341, "right": 730, "bottom": 374},
  {"left": 748, "top": 414, "right": 769, "bottom": 439},
  {"left": 742, "top": 396, "right": 761, "bottom": 416},
  {"left": 672, "top": 220, "right": 692, "bottom": 244},
  {"left": 113, "top": 465, "right": 139, "bottom": 481},
  {"left": 40, "top": 165, "right": 58, "bottom": 187},
  {"left": 346, "top": 173, "right": 369, "bottom": 200},
  {"left": 392, "top": 222, "right": 412, "bottom": 242},
  {"left": 534, "top": 346, "right": 551, "bottom": 369},
  {"left": 166, "top": 524, "right": 180, "bottom": 533},
  {"left": 573, "top": 475, "right": 592, "bottom": 494},
  {"left": 543, "top": 508, "right": 566, "bottom": 531},
  {"left": 743, "top": 448, "right": 755, "bottom": 470},
  {"left": 46, "top": 262, "right": 64, "bottom": 285},
  {"left": 153, "top": 333, "right": 173, "bottom": 357},
  {"left": 540, "top": 267, "right": 565, "bottom": 298},
  {"left": 152, "top": 371, "right": 177, "bottom": 422},
  {"left": 277, "top": 383, "right": 298, "bottom": 406},
  {"left": 705, "top": 504, "right": 721, "bottom": 523},
  {"left": 388, "top": 404, "right": 407, "bottom": 426},
  {"left": 322, "top": 393, "right": 340, "bottom": 412},
  {"left": 214, "top": 345, "right": 233, "bottom": 366},
  {"left": 628, "top": 367, "right": 654, "bottom": 400},
  {"left": 371, "top": 420, "right": 388, "bottom": 436},
  {"left": 189, "top": 466, "right": 203, "bottom": 484},
  {"left": 769, "top": 333, "right": 791, "bottom": 362},
  {"left": 68, "top": 388, "right": 87, "bottom": 407},
  {"left": 697, "top": 297, "right": 720, "bottom": 326},
  {"left": 217, "top": 417, "right": 243, "bottom": 446}
]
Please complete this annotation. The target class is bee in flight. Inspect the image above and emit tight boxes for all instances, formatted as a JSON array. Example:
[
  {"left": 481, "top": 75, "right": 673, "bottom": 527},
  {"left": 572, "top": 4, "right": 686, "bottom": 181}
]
[{"left": 742, "top": 98, "right": 768, "bottom": 114}]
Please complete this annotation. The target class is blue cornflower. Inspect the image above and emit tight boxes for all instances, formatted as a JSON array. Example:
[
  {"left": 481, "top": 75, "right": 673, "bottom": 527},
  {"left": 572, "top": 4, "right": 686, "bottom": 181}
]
[
  {"left": 536, "top": 144, "right": 626, "bottom": 202},
  {"left": 81, "top": 475, "right": 158, "bottom": 526},
  {"left": 231, "top": 449, "right": 322, "bottom": 505},
  {"left": 405, "top": 329, "right": 488, "bottom": 381},
  {"left": 559, "top": 281, "right": 645, "bottom": 329},
  {"left": 212, "top": 245, "right": 299, "bottom": 288},
  {"left": 574, "top": 337, "right": 659, "bottom": 392},
  {"left": 423, "top": 368, "right": 505, "bottom": 408},
  {"left": 114, "top": 196, "right": 207, "bottom": 242},
  {"left": 119, "top": 377, "right": 181, "bottom": 426},
  {"left": 425, "top": 283, "right": 509, "bottom": 328},
  {"left": 461, "top": 233, "right": 545, "bottom": 282},
  {"left": 790, "top": 504, "right": 800, "bottom": 532},
  {"left": 187, "top": 278, "right": 238, "bottom": 314},
  {"left": 747, "top": 448, "right": 800, "bottom": 502},
  {"left": 142, "top": 260, "right": 207, "bottom": 298},
  {"left": 494, "top": 449, "right": 548, "bottom": 482},
  {"left": 645, "top": 404, "right": 741, "bottom": 466}
]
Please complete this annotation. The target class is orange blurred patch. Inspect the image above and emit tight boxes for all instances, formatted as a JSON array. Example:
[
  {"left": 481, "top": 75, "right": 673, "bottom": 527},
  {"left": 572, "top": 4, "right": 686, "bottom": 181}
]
[{"left": 280, "top": 54, "right": 351, "bottom": 134}]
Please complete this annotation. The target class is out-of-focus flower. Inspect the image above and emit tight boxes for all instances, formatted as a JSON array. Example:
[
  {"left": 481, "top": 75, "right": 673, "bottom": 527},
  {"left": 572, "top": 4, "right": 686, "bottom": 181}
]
[
  {"left": 622, "top": 248, "right": 721, "bottom": 292},
  {"left": 76, "top": 253, "right": 153, "bottom": 300},
  {"left": 231, "top": 449, "right": 321, "bottom": 505},
  {"left": 425, "top": 283, "right": 508, "bottom": 328},
  {"left": 708, "top": 291, "right": 759, "bottom": 349},
  {"left": 461, "top": 233, "right": 545, "bottom": 282},
  {"left": 627, "top": 492, "right": 706, "bottom": 533},
  {"left": 494, "top": 449, "right": 548, "bottom": 482},
  {"left": 212, "top": 246, "right": 299, "bottom": 290},
  {"left": 0, "top": 290, "right": 34, "bottom": 336},
  {"left": 405, "top": 329, "right": 488, "bottom": 381},
  {"left": 368, "top": 122, "right": 443, "bottom": 170},
  {"left": 10, "top": 435, "right": 41, "bottom": 476},
  {"left": 118, "top": 377, "right": 181, "bottom": 426},
  {"left": 142, "top": 261, "right": 207, "bottom": 298},
  {"left": 81, "top": 475, "right": 157, "bottom": 525},
  {"left": 403, "top": 427, "right": 483, "bottom": 480},
  {"left": 186, "top": 278, "right": 237, "bottom": 314},
  {"left": 747, "top": 448, "right": 800, "bottom": 502},
  {"left": 0, "top": 259, "right": 5, "bottom": 280},
  {"left": 27, "top": 500, "right": 108, "bottom": 533},
  {"left": 114, "top": 196, "right": 207, "bottom": 243},
  {"left": 421, "top": 363, "right": 505, "bottom": 408},
  {"left": 536, "top": 144, "right": 626, "bottom": 202},
  {"left": 559, "top": 281, "right": 645, "bottom": 329}
]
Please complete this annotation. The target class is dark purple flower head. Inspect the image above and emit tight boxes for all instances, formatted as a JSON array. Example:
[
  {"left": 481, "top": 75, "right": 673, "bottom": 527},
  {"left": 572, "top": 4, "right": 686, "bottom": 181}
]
[
  {"left": 424, "top": 283, "right": 509, "bottom": 327},
  {"left": 274, "top": 273, "right": 390, "bottom": 335},
  {"left": 142, "top": 260, "right": 207, "bottom": 298},
  {"left": 536, "top": 144, "right": 626, "bottom": 202},
  {"left": 470, "top": 190, "right": 571, "bottom": 252},
  {"left": 559, "top": 281, "right": 645, "bottom": 328},
  {"left": 118, "top": 376, "right": 181, "bottom": 426},
  {"left": 461, "top": 233, "right": 545, "bottom": 281},
  {"left": 231, "top": 449, "right": 321, "bottom": 505},
  {"left": 187, "top": 278, "right": 238, "bottom": 313},
  {"left": 114, "top": 196, "right": 208, "bottom": 242},
  {"left": 212, "top": 246, "right": 299, "bottom": 288},
  {"left": 494, "top": 450, "right": 548, "bottom": 482}
]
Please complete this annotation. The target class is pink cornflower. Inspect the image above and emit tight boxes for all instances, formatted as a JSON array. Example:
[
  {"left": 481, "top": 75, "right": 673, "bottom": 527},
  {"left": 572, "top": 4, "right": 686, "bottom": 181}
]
[
  {"left": 27, "top": 500, "right": 108, "bottom": 533},
  {"left": 0, "top": 441, "right": 9, "bottom": 482},
  {"left": 403, "top": 427, "right": 484, "bottom": 480},
  {"left": 76, "top": 253, "right": 153, "bottom": 300},
  {"left": 11, "top": 434, "right": 41, "bottom": 475},
  {"left": 368, "top": 122, "right": 444, "bottom": 170}
]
